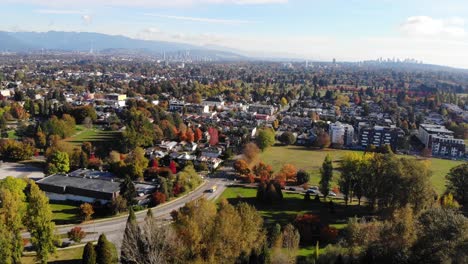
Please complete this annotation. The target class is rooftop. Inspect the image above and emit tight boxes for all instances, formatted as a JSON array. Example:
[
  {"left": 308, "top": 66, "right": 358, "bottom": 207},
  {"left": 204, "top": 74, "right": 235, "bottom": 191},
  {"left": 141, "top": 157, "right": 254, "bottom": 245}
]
[{"left": 37, "top": 174, "right": 120, "bottom": 194}]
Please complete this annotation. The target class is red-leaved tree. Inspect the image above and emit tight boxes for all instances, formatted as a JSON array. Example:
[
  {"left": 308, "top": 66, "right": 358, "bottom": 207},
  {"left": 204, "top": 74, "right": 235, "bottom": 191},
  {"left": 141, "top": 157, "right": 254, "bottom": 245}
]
[{"left": 208, "top": 127, "right": 219, "bottom": 146}]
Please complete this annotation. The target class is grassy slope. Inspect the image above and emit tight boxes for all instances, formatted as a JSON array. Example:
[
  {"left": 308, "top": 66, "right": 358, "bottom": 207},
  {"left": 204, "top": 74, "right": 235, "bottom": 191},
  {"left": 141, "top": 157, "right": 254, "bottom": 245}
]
[
  {"left": 259, "top": 145, "right": 463, "bottom": 194},
  {"left": 64, "top": 125, "right": 121, "bottom": 146},
  {"left": 22, "top": 246, "right": 84, "bottom": 264}
]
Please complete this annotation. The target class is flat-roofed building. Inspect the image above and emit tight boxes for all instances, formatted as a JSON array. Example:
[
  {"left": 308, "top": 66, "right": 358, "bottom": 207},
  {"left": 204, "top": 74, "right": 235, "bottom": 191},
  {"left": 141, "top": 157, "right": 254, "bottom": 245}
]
[{"left": 37, "top": 173, "right": 120, "bottom": 204}]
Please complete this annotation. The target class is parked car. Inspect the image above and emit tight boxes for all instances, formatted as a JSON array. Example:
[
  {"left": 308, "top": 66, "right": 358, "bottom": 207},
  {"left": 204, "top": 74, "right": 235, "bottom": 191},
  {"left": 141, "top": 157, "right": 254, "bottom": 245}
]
[
  {"left": 306, "top": 189, "right": 319, "bottom": 195},
  {"left": 328, "top": 191, "right": 337, "bottom": 197}
]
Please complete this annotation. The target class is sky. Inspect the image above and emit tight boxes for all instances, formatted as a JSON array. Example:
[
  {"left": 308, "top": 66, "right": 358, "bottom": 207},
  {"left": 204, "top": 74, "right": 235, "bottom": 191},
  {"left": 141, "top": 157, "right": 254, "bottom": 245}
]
[{"left": 1, "top": 0, "right": 468, "bottom": 68}]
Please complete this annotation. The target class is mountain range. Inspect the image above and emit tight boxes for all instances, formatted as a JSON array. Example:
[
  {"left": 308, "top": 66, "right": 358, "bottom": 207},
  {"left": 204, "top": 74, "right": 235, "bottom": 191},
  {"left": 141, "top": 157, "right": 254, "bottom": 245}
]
[{"left": 0, "top": 31, "right": 247, "bottom": 60}]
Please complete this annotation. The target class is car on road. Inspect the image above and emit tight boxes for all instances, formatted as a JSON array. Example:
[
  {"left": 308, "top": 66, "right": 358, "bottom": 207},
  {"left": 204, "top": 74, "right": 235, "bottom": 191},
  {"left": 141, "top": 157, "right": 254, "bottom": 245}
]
[
  {"left": 328, "top": 191, "right": 337, "bottom": 197},
  {"left": 287, "top": 187, "right": 296, "bottom": 191},
  {"left": 306, "top": 189, "right": 319, "bottom": 195},
  {"left": 309, "top": 186, "right": 319, "bottom": 191}
]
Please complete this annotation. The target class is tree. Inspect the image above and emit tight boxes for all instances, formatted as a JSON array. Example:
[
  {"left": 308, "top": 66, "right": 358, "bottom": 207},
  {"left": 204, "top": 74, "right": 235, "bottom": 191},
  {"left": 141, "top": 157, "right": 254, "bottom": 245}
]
[
  {"left": 68, "top": 226, "right": 86, "bottom": 243},
  {"left": 0, "top": 139, "right": 35, "bottom": 161},
  {"left": 276, "top": 164, "right": 297, "bottom": 183},
  {"left": 256, "top": 128, "right": 275, "bottom": 151},
  {"left": 280, "top": 97, "right": 289, "bottom": 107},
  {"left": 234, "top": 159, "right": 250, "bottom": 176},
  {"left": 243, "top": 142, "right": 260, "bottom": 164},
  {"left": 124, "top": 147, "right": 149, "bottom": 180},
  {"left": 0, "top": 188, "right": 25, "bottom": 263},
  {"left": 320, "top": 155, "right": 333, "bottom": 200},
  {"left": 120, "top": 175, "right": 137, "bottom": 206},
  {"left": 253, "top": 161, "right": 273, "bottom": 181},
  {"left": 338, "top": 153, "right": 362, "bottom": 205},
  {"left": 411, "top": 208, "right": 468, "bottom": 264},
  {"left": 121, "top": 208, "right": 139, "bottom": 264},
  {"left": 46, "top": 150, "right": 70, "bottom": 175},
  {"left": 0, "top": 176, "right": 27, "bottom": 263},
  {"left": 111, "top": 196, "right": 127, "bottom": 215},
  {"left": 96, "top": 234, "right": 115, "bottom": 264},
  {"left": 296, "top": 170, "right": 310, "bottom": 185},
  {"left": 194, "top": 128, "right": 203, "bottom": 142},
  {"left": 82, "top": 242, "right": 97, "bottom": 264},
  {"left": 153, "top": 191, "right": 166, "bottom": 205},
  {"left": 446, "top": 163, "right": 468, "bottom": 205},
  {"left": 26, "top": 181, "right": 57, "bottom": 264},
  {"left": 315, "top": 131, "right": 331, "bottom": 149},
  {"left": 80, "top": 203, "right": 95, "bottom": 222},
  {"left": 83, "top": 116, "right": 93, "bottom": 129},
  {"left": 282, "top": 224, "right": 300, "bottom": 254},
  {"left": 279, "top": 131, "right": 296, "bottom": 145},
  {"left": 208, "top": 127, "right": 219, "bottom": 146}
]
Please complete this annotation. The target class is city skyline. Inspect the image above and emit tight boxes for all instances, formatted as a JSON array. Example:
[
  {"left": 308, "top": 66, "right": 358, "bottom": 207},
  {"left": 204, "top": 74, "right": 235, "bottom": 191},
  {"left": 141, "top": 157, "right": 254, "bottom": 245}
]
[{"left": 1, "top": 0, "right": 468, "bottom": 68}]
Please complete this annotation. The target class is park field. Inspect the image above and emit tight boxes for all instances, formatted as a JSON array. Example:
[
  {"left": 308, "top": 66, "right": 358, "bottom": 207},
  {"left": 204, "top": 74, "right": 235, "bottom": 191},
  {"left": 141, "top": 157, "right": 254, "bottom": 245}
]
[
  {"left": 259, "top": 145, "right": 464, "bottom": 194},
  {"left": 219, "top": 186, "right": 364, "bottom": 258},
  {"left": 64, "top": 125, "right": 121, "bottom": 146}
]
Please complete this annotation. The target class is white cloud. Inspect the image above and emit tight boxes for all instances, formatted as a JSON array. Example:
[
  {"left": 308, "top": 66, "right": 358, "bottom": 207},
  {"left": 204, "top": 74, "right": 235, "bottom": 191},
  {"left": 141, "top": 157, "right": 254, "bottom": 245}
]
[
  {"left": 81, "top": 14, "right": 93, "bottom": 25},
  {"left": 400, "top": 16, "right": 466, "bottom": 38},
  {"left": 10, "top": 0, "right": 287, "bottom": 7},
  {"left": 144, "top": 14, "right": 257, "bottom": 25},
  {"left": 35, "top": 9, "right": 87, "bottom": 14}
]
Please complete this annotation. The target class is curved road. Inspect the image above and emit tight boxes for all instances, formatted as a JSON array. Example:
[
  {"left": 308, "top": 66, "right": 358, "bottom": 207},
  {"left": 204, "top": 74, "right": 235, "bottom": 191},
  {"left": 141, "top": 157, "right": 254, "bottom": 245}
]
[{"left": 24, "top": 176, "right": 229, "bottom": 251}]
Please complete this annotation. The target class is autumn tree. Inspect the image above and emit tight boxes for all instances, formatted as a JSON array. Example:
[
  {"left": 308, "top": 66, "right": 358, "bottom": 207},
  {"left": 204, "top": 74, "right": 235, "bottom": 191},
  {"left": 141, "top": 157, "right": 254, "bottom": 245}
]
[
  {"left": 80, "top": 203, "right": 94, "bottom": 222},
  {"left": 243, "top": 142, "right": 260, "bottom": 164},
  {"left": 314, "top": 131, "right": 331, "bottom": 149},
  {"left": 276, "top": 164, "right": 298, "bottom": 184},
  {"left": 234, "top": 159, "right": 250, "bottom": 176},
  {"left": 208, "top": 127, "right": 219, "bottom": 146},
  {"left": 194, "top": 128, "right": 203, "bottom": 142},
  {"left": 253, "top": 161, "right": 274, "bottom": 181},
  {"left": 68, "top": 226, "right": 86, "bottom": 243}
]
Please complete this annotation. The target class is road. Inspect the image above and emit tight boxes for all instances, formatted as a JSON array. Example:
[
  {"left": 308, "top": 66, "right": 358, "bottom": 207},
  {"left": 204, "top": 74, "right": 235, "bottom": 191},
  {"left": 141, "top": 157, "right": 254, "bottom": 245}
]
[{"left": 24, "top": 175, "right": 229, "bottom": 251}]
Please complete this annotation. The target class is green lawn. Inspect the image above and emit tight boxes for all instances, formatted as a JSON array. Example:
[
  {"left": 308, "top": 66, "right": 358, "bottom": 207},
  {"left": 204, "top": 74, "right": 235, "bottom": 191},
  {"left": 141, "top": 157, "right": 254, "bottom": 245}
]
[
  {"left": 219, "top": 186, "right": 369, "bottom": 258},
  {"left": 64, "top": 125, "right": 121, "bottom": 145},
  {"left": 259, "top": 146, "right": 464, "bottom": 194},
  {"left": 22, "top": 246, "right": 84, "bottom": 264},
  {"left": 51, "top": 203, "right": 81, "bottom": 225},
  {"left": 219, "top": 186, "right": 367, "bottom": 226},
  {"left": 7, "top": 130, "right": 16, "bottom": 139}
]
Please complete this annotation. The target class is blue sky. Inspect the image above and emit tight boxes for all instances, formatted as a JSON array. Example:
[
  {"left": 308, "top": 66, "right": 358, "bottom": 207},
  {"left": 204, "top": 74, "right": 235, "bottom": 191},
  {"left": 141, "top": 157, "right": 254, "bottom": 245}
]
[{"left": 1, "top": 0, "right": 468, "bottom": 68}]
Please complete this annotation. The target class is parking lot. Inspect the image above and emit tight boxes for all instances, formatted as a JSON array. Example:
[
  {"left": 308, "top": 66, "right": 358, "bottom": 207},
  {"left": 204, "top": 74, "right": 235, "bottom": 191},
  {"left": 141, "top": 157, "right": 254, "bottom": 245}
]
[{"left": 0, "top": 162, "right": 45, "bottom": 180}]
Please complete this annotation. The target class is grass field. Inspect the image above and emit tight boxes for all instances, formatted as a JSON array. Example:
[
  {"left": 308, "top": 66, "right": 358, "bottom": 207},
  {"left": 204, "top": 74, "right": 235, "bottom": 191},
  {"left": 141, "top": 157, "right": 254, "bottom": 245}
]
[
  {"left": 64, "top": 125, "right": 121, "bottom": 145},
  {"left": 51, "top": 203, "right": 81, "bottom": 225},
  {"left": 220, "top": 186, "right": 366, "bottom": 226},
  {"left": 22, "top": 246, "right": 84, "bottom": 264},
  {"left": 219, "top": 186, "right": 368, "bottom": 258},
  {"left": 259, "top": 146, "right": 464, "bottom": 194}
]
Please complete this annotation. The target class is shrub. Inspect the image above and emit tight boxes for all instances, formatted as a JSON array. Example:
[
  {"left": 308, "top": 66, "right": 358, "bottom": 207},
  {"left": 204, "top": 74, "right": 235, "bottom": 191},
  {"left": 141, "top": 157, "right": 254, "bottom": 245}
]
[
  {"left": 320, "top": 226, "right": 339, "bottom": 243},
  {"left": 67, "top": 226, "right": 86, "bottom": 243},
  {"left": 80, "top": 203, "right": 94, "bottom": 221},
  {"left": 153, "top": 191, "right": 167, "bottom": 205}
]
